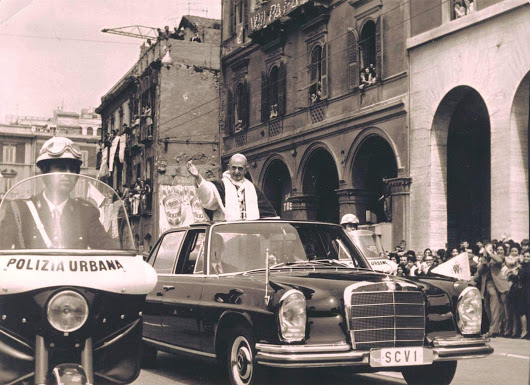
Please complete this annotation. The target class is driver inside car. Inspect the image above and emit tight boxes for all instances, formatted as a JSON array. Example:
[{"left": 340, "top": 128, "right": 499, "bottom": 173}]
[
  {"left": 210, "top": 233, "right": 238, "bottom": 274},
  {"left": 0, "top": 137, "right": 118, "bottom": 250}
]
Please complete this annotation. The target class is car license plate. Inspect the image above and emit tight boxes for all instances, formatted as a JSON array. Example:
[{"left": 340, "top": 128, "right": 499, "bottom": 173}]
[{"left": 370, "top": 347, "right": 433, "bottom": 367}]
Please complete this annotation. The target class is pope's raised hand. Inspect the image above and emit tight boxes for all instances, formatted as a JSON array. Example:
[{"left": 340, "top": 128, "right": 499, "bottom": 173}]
[{"left": 187, "top": 160, "right": 201, "bottom": 182}]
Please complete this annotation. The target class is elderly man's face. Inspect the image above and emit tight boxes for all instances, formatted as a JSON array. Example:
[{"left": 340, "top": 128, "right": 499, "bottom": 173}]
[{"left": 229, "top": 156, "right": 248, "bottom": 182}]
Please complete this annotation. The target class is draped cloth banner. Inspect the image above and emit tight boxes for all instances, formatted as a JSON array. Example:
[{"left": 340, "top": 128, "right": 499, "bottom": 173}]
[
  {"left": 119, "top": 134, "right": 126, "bottom": 163},
  {"left": 159, "top": 184, "right": 208, "bottom": 234},
  {"left": 108, "top": 136, "right": 121, "bottom": 172},
  {"left": 97, "top": 147, "right": 109, "bottom": 178}
]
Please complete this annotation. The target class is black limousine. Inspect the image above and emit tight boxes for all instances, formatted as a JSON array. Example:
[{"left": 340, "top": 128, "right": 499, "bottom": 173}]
[{"left": 141, "top": 220, "right": 493, "bottom": 385}]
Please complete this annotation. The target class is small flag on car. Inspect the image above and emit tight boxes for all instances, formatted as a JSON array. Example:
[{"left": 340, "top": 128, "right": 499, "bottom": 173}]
[{"left": 432, "top": 252, "right": 471, "bottom": 281}]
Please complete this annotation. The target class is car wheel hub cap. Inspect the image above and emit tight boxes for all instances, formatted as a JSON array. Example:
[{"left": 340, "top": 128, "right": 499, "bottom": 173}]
[{"left": 231, "top": 336, "right": 253, "bottom": 384}]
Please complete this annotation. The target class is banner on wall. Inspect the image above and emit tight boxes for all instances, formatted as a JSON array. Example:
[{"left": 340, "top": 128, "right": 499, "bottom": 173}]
[{"left": 159, "top": 184, "right": 208, "bottom": 234}]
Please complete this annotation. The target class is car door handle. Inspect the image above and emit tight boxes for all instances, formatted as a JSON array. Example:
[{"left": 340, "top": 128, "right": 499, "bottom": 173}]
[{"left": 163, "top": 285, "right": 175, "bottom": 292}]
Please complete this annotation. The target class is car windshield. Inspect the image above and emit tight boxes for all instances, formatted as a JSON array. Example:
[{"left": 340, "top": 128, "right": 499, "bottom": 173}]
[
  {"left": 209, "top": 222, "right": 368, "bottom": 273},
  {"left": 344, "top": 230, "right": 386, "bottom": 260},
  {"left": 0, "top": 174, "right": 135, "bottom": 253}
]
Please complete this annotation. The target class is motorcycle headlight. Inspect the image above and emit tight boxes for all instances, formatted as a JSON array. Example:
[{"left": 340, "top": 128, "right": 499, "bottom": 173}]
[
  {"left": 47, "top": 290, "right": 89, "bottom": 333},
  {"left": 457, "top": 287, "right": 482, "bottom": 335},
  {"left": 278, "top": 290, "right": 306, "bottom": 342}
]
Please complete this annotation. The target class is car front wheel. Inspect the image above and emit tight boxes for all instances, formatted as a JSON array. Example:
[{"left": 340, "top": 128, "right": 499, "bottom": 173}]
[
  {"left": 401, "top": 361, "right": 457, "bottom": 385},
  {"left": 225, "top": 327, "right": 259, "bottom": 385}
]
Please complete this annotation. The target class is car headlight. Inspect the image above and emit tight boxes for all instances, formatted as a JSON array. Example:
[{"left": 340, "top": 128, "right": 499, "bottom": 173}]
[
  {"left": 278, "top": 290, "right": 306, "bottom": 342},
  {"left": 47, "top": 290, "right": 89, "bottom": 333},
  {"left": 457, "top": 287, "right": 482, "bottom": 335}
]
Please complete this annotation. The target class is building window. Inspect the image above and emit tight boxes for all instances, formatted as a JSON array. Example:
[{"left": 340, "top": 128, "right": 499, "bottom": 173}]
[
  {"left": 261, "top": 63, "right": 287, "bottom": 121},
  {"left": 359, "top": 19, "right": 381, "bottom": 88},
  {"left": 2, "top": 144, "right": 16, "bottom": 164},
  {"left": 234, "top": 81, "right": 249, "bottom": 132},
  {"left": 309, "top": 45, "right": 328, "bottom": 103}
]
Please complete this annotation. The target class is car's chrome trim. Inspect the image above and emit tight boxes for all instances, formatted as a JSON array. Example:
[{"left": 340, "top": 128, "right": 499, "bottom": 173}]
[
  {"left": 432, "top": 336, "right": 489, "bottom": 347},
  {"left": 256, "top": 342, "right": 351, "bottom": 354},
  {"left": 143, "top": 337, "right": 216, "bottom": 358},
  {"left": 255, "top": 340, "right": 493, "bottom": 368}
]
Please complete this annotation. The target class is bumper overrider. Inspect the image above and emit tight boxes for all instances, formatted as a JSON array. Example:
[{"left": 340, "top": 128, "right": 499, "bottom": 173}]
[{"left": 255, "top": 336, "right": 493, "bottom": 369}]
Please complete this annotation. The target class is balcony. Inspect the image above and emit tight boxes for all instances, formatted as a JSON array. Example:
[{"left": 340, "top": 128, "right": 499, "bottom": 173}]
[{"left": 249, "top": 0, "right": 331, "bottom": 42}]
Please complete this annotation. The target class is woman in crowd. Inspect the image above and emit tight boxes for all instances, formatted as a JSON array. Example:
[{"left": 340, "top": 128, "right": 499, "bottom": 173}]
[{"left": 518, "top": 249, "right": 530, "bottom": 339}]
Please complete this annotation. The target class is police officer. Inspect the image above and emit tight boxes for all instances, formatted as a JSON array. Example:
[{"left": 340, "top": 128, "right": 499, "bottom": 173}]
[
  {"left": 340, "top": 213, "right": 360, "bottom": 232},
  {"left": 0, "top": 137, "right": 117, "bottom": 250}
]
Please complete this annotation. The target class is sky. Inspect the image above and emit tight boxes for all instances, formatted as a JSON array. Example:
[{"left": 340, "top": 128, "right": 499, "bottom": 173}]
[{"left": 0, "top": 0, "right": 222, "bottom": 121}]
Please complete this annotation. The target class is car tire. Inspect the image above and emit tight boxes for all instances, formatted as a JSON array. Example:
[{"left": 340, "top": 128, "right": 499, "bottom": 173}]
[
  {"left": 140, "top": 343, "right": 157, "bottom": 368},
  {"left": 401, "top": 361, "right": 457, "bottom": 385},
  {"left": 224, "top": 326, "right": 260, "bottom": 385}
]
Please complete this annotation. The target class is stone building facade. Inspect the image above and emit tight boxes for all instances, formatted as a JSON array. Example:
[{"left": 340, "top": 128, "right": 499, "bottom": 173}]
[
  {"left": 408, "top": 0, "right": 529, "bottom": 248},
  {"left": 219, "top": 0, "right": 411, "bottom": 250},
  {"left": 0, "top": 109, "right": 100, "bottom": 199},
  {"left": 96, "top": 18, "right": 221, "bottom": 252}
]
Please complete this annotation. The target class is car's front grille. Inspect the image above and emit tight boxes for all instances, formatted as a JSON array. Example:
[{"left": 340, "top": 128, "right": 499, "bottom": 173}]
[{"left": 346, "top": 283, "right": 426, "bottom": 350}]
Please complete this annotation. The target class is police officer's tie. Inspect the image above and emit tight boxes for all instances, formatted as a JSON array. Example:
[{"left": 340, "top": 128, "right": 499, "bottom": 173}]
[{"left": 51, "top": 209, "right": 64, "bottom": 248}]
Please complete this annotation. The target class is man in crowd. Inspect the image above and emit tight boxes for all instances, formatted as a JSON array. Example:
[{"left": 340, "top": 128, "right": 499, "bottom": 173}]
[
  {"left": 186, "top": 153, "right": 277, "bottom": 221},
  {"left": 0, "top": 137, "right": 116, "bottom": 250}
]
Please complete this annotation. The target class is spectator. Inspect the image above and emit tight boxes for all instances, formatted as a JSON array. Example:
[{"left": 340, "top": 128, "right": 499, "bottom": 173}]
[
  {"left": 369, "top": 63, "right": 377, "bottom": 82},
  {"left": 156, "top": 28, "right": 163, "bottom": 40},
  {"left": 359, "top": 67, "right": 374, "bottom": 89},
  {"left": 464, "top": 0, "right": 475, "bottom": 14},
  {"left": 422, "top": 255, "right": 436, "bottom": 275},
  {"left": 517, "top": 249, "right": 530, "bottom": 339},
  {"left": 190, "top": 32, "right": 202, "bottom": 43},
  {"left": 478, "top": 243, "right": 510, "bottom": 338},
  {"left": 454, "top": 1, "right": 466, "bottom": 18},
  {"left": 163, "top": 26, "right": 171, "bottom": 39}
]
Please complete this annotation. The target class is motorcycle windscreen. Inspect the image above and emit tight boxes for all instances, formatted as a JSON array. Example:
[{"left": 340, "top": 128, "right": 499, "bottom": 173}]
[{"left": 0, "top": 173, "right": 135, "bottom": 251}]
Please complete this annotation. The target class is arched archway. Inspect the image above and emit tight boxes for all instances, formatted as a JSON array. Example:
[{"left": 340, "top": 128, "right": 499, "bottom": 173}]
[
  {"left": 351, "top": 135, "right": 397, "bottom": 223},
  {"left": 509, "top": 71, "right": 530, "bottom": 240},
  {"left": 262, "top": 159, "right": 292, "bottom": 218},
  {"left": 302, "top": 148, "right": 339, "bottom": 223},
  {"left": 434, "top": 87, "right": 491, "bottom": 247}
]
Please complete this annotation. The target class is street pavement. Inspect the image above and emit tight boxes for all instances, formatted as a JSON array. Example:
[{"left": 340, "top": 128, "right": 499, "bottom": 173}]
[{"left": 135, "top": 337, "right": 529, "bottom": 385}]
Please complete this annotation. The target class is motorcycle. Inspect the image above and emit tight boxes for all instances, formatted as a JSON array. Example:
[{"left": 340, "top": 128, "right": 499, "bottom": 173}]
[{"left": 0, "top": 173, "right": 157, "bottom": 385}]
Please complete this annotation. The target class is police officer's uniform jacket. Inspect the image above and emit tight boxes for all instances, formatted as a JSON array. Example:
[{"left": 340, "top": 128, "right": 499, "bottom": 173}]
[{"left": 1, "top": 192, "right": 117, "bottom": 250}]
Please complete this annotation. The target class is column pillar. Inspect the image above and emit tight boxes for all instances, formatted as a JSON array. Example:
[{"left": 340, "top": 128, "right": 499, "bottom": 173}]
[
  {"left": 384, "top": 177, "right": 412, "bottom": 250},
  {"left": 289, "top": 193, "right": 319, "bottom": 220},
  {"left": 336, "top": 188, "right": 372, "bottom": 224}
]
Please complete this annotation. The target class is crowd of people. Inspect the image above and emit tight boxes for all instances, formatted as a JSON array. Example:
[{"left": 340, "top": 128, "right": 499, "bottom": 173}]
[
  {"left": 454, "top": 0, "right": 475, "bottom": 19},
  {"left": 386, "top": 238, "right": 530, "bottom": 339},
  {"left": 119, "top": 178, "right": 152, "bottom": 216}
]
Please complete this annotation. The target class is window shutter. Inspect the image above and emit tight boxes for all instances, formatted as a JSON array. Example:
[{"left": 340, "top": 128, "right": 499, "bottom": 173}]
[
  {"left": 347, "top": 28, "right": 359, "bottom": 89},
  {"left": 16, "top": 143, "right": 25, "bottom": 164},
  {"left": 243, "top": 80, "right": 250, "bottom": 128},
  {"left": 375, "top": 17, "right": 382, "bottom": 82},
  {"left": 261, "top": 72, "right": 269, "bottom": 122},
  {"left": 278, "top": 62, "right": 287, "bottom": 116},
  {"left": 225, "top": 89, "right": 234, "bottom": 135},
  {"left": 320, "top": 43, "right": 329, "bottom": 99}
]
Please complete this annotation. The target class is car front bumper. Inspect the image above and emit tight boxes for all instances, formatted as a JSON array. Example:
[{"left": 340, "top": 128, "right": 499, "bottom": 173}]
[{"left": 255, "top": 336, "right": 493, "bottom": 368}]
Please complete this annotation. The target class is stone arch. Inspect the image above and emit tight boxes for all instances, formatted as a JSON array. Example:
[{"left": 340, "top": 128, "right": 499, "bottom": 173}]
[
  {"left": 348, "top": 130, "right": 398, "bottom": 224},
  {"left": 260, "top": 155, "right": 293, "bottom": 218},
  {"left": 299, "top": 143, "right": 340, "bottom": 223},
  {"left": 345, "top": 127, "right": 402, "bottom": 180},
  {"left": 86, "top": 127, "right": 93, "bottom": 136},
  {"left": 508, "top": 71, "right": 530, "bottom": 240},
  {"left": 432, "top": 85, "right": 491, "bottom": 248}
]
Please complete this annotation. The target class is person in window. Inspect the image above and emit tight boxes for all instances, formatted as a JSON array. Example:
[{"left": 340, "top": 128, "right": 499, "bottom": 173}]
[
  {"left": 369, "top": 63, "right": 377, "bottom": 83},
  {"left": 464, "top": 0, "right": 474, "bottom": 14},
  {"left": 186, "top": 154, "right": 277, "bottom": 221},
  {"left": 0, "top": 137, "right": 117, "bottom": 250},
  {"left": 190, "top": 32, "right": 202, "bottom": 43},
  {"left": 359, "top": 67, "right": 373, "bottom": 89},
  {"left": 454, "top": 2, "right": 466, "bottom": 18}
]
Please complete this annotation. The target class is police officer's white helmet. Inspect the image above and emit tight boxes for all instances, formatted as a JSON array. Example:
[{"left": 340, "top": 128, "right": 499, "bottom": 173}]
[
  {"left": 36, "top": 137, "right": 83, "bottom": 170},
  {"left": 341, "top": 213, "right": 360, "bottom": 226}
]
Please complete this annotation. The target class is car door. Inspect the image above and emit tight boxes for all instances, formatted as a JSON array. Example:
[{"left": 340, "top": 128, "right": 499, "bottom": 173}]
[
  {"left": 144, "top": 230, "right": 186, "bottom": 342},
  {"left": 160, "top": 228, "right": 206, "bottom": 351}
]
